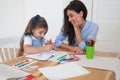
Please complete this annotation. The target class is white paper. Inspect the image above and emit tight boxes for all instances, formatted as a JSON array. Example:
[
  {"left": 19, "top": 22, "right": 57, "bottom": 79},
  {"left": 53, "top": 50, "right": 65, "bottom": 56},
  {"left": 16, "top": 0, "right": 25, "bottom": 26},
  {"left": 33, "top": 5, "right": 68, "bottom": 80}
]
[
  {"left": 26, "top": 50, "right": 55, "bottom": 60},
  {"left": 76, "top": 55, "right": 120, "bottom": 80},
  {"left": 0, "top": 64, "right": 29, "bottom": 80},
  {"left": 26, "top": 50, "right": 68, "bottom": 61},
  {"left": 49, "top": 50, "right": 68, "bottom": 61},
  {"left": 39, "top": 62, "right": 90, "bottom": 79}
]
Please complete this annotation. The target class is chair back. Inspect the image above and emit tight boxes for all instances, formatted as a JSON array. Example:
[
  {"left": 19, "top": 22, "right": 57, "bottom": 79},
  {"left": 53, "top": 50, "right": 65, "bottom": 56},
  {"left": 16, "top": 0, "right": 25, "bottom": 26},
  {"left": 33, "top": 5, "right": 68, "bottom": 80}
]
[{"left": 0, "top": 37, "right": 20, "bottom": 62}]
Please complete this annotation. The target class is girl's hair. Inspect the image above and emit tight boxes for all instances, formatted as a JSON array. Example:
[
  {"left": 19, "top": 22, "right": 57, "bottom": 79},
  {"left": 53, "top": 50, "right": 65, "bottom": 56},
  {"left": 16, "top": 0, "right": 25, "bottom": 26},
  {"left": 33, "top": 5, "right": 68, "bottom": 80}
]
[
  {"left": 62, "top": 0, "right": 87, "bottom": 45},
  {"left": 18, "top": 15, "right": 48, "bottom": 56}
]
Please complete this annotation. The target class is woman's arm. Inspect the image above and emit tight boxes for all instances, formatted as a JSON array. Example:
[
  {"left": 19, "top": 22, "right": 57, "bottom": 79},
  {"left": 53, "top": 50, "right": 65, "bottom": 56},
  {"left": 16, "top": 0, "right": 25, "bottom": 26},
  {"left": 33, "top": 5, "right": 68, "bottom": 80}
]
[
  {"left": 74, "top": 27, "right": 82, "bottom": 44},
  {"left": 60, "top": 43, "right": 83, "bottom": 54},
  {"left": 54, "top": 32, "right": 66, "bottom": 47}
]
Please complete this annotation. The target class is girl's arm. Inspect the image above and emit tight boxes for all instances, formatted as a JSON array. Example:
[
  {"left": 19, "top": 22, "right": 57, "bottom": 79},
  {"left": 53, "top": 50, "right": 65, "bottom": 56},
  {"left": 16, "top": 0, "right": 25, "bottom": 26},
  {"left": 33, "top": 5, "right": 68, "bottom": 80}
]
[{"left": 24, "top": 44, "right": 53, "bottom": 54}]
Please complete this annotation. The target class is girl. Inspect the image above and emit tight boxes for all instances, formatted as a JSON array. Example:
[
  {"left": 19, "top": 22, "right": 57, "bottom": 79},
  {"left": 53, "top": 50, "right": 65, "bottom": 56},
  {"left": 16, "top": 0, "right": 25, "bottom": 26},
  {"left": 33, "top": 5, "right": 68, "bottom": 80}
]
[
  {"left": 54, "top": 0, "right": 99, "bottom": 54},
  {"left": 18, "top": 15, "right": 53, "bottom": 56}
]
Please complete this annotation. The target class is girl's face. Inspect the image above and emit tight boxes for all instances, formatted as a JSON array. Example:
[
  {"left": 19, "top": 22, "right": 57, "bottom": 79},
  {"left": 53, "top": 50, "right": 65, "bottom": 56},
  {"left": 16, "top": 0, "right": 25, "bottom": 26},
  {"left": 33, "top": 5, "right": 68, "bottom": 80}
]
[
  {"left": 32, "top": 27, "right": 47, "bottom": 39},
  {"left": 66, "top": 10, "right": 83, "bottom": 25}
]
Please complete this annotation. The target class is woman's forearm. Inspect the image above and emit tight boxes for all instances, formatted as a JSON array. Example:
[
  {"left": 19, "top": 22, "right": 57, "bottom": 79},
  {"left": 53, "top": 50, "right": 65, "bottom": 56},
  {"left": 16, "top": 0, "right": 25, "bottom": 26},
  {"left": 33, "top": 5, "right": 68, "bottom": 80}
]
[
  {"left": 60, "top": 43, "right": 72, "bottom": 50},
  {"left": 74, "top": 28, "right": 82, "bottom": 44}
]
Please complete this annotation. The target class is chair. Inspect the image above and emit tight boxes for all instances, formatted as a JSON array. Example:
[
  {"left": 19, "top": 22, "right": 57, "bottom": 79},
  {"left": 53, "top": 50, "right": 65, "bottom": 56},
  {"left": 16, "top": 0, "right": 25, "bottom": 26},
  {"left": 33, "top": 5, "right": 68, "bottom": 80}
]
[{"left": 0, "top": 37, "right": 21, "bottom": 62}]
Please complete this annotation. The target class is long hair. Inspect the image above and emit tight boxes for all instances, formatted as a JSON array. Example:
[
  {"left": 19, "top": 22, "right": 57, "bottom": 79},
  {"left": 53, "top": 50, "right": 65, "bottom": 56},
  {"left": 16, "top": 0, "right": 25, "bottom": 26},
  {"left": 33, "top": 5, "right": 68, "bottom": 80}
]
[
  {"left": 63, "top": 0, "right": 87, "bottom": 45},
  {"left": 18, "top": 15, "right": 48, "bottom": 56}
]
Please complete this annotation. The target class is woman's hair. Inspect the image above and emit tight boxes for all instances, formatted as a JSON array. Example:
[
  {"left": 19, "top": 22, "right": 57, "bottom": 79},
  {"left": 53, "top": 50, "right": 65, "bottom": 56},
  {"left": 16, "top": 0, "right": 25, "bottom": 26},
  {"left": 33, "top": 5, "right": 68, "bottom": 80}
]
[
  {"left": 18, "top": 15, "right": 48, "bottom": 56},
  {"left": 63, "top": 0, "right": 87, "bottom": 45}
]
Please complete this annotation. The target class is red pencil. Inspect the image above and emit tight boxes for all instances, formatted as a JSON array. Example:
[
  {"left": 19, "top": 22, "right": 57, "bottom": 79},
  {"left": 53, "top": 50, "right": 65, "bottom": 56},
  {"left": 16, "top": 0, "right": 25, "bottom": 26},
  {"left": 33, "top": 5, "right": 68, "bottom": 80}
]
[{"left": 50, "top": 39, "right": 53, "bottom": 45}]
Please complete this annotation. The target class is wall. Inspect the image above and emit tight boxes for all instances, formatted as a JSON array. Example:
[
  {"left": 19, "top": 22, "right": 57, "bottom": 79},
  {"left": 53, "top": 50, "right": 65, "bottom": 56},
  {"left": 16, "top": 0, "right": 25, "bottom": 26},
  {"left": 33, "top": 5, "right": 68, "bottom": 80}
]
[
  {"left": 0, "top": 0, "right": 120, "bottom": 52},
  {"left": 0, "top": 0, "right": 25, "bottom": 38},
  {"left": 93, "top": 0, "right": 120, "bottom": 52},
  {"left": 24, "top": 0, "right": 63, "bottom": 41}
]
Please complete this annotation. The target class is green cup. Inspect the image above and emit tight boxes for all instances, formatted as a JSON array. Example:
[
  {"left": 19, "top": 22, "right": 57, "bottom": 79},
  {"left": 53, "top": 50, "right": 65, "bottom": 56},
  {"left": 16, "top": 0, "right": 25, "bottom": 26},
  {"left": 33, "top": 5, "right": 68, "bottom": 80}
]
[{"left": 86, "top": 46, "right": 94, "bottom": 59}]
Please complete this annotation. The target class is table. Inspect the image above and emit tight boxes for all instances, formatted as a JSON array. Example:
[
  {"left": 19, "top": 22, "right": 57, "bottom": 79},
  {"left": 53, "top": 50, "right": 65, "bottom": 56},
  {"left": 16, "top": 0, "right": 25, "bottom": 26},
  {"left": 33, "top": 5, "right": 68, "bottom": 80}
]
[{"left": 2, "top": 51, "right": 120, "bottom": 80}]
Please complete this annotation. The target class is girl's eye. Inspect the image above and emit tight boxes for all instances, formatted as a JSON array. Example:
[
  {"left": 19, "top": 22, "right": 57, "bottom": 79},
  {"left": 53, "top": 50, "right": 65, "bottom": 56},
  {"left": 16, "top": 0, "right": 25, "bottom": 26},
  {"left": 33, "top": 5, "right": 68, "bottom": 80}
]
[
  {"left": 39, "top": 32, "right": 42, "bottom": 34},
  {"left": 39, "top": 32, "right": 46, "bottom": 35}
]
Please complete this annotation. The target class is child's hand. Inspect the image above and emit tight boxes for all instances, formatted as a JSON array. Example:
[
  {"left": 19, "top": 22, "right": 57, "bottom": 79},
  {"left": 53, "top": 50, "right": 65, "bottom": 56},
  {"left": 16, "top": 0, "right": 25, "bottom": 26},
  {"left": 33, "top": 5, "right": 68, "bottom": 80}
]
[
  {"left": 49, "top": 39, "right": 53, "bottom": 45},
  {"left": 44, "top": 44, "right": 53, "bottom": 51},
  {"left": 52, "top": 45, "right": 61, "bottom": 51},
  {"left": 44, "top": 39, "right": 53, "bottom": 45}
]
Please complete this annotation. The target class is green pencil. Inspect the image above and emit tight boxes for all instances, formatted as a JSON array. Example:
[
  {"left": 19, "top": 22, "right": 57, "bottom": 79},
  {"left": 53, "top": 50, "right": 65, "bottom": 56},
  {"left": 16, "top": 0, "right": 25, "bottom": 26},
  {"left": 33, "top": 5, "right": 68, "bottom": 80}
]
[{"left": 57, "top": 55, "right": 67, "bottom": 61}]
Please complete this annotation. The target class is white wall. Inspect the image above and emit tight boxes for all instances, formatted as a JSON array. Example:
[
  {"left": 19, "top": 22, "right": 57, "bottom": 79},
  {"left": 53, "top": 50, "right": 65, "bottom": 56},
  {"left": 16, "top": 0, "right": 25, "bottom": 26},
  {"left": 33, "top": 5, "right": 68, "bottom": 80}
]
[
  {"left": 93, "top": 0, "right": 120, "bottom": 52},
  {"left": 0, "top": 0, "right": 25, "bottom": 38},
  {"left": 24, "top": 0, "right": 63, "bottom": 41},
  {"left": 24, "top": 0, "right": 93, "bottom": 41},
  {"left": 0, "top": 0, "right": 120, "bottom": 52},
  {"left": 0, "top": 0, "right": 92, "bottom": 40}
]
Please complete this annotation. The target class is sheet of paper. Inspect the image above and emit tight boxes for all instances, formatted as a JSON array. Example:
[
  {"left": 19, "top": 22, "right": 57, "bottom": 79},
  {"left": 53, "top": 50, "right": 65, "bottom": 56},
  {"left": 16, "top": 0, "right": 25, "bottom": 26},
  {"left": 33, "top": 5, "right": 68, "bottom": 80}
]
[
  {"left": 39, "top": 62, "right": 90, "bottom": 79},
  {"left": 0, "top": 64, "right": 29, "bottom": 80},
  {"left": 76, "top": 55, "right": 120, "bottom": 80},
  {"left": 49, "top": 51, "right": 68, "bottom": 62},
  {"left": 26, "top": 50, "right": 68, "bottom": 61},
  {"left": 26, "top": 50, "right": 55, "bottom": 60}
]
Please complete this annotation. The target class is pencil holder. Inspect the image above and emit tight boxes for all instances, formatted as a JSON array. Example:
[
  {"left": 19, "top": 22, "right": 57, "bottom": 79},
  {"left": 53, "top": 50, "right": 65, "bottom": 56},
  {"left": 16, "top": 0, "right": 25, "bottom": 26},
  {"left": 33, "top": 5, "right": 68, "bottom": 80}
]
[{"left": 86, "top": 46, "right": 94, "bottom": 59}]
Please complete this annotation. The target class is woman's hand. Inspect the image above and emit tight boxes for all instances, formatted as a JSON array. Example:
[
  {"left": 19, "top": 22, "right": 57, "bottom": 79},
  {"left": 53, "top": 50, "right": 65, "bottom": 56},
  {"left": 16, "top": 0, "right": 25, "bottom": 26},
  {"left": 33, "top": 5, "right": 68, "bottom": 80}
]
[
  {"left": 72, "top": 17, "right": 81, "bottom": 29},
  {"left": 68, "top": 46, "right": 83, "bottom": 54},
  {"left": 74, "top": 47, "right": 84, "bottom": 54},
  {"left": 72, "top": 17, "right": 84, "bottom": 44}
]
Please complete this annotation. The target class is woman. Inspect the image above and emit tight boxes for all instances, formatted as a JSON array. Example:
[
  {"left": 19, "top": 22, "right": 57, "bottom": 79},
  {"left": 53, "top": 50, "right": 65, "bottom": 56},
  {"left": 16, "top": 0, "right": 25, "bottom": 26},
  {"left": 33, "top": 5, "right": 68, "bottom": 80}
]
[{"left": 54, "top": 0, "right": 99, "bottom": 54}]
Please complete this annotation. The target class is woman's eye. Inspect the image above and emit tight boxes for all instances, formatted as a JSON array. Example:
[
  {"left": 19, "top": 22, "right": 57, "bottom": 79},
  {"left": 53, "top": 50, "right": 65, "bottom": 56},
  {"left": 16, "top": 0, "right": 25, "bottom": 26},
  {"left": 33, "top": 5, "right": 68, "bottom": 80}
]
[
  {"left": 69, "top": 14, "right": 73, "bottom": 17},
  {"left": 70, "top": 15, "right": 73, "bottom": 17}
]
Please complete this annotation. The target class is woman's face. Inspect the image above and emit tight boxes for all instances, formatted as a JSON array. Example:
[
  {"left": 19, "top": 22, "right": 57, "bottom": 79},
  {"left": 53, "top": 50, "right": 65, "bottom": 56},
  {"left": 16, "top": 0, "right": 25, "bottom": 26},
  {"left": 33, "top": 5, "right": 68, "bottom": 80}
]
[
  {"left": 67, "top": 10, "right": 83, "bottom": 25},
  {"left": 32, "top": 27, "right": 47, "bottom": 39}
]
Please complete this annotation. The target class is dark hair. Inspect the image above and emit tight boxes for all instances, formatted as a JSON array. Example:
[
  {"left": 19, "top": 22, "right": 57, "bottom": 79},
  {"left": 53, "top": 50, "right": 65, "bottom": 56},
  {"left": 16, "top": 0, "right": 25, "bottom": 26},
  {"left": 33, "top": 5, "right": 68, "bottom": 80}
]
[
  {"left": 18, "top": 15, "right": 48, "bottom": 56},
  {"left": 63, "top": 0, "right": 87, "bottom": 45},
  {"left": 24, "top": 15, "right": 48, "bottom": 35}
]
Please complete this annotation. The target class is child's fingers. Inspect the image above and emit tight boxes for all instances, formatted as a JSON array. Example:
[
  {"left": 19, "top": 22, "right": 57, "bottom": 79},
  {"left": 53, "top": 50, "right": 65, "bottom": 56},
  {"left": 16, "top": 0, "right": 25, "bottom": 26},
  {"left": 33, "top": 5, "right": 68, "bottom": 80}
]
[{"left": 49, "top": 39, "right": 53, "bottom": 45}]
